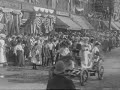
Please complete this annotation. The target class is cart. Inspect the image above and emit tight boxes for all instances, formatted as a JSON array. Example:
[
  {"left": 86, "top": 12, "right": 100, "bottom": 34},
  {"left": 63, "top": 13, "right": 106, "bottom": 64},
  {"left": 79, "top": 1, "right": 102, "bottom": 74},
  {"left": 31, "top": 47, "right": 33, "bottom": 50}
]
[
  {"left": 49, "top": 56, "right": 89, "bottom": 86},
  {"left": 49, "top": 52, "right": 104, "bottom": 86},
  {"left": 87, "top": 56, "right": 104, "bottom": 80}
]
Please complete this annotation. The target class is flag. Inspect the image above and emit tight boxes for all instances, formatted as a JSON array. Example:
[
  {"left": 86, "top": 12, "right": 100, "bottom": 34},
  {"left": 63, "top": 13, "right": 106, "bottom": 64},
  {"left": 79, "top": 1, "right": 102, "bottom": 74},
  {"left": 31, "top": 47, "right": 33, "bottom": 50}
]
[
  {"left": 52, "top": 0, "right": 56, "bottom": 9},
  {"left": 68, "top": 0, "right": 71, "bottom": 11}
]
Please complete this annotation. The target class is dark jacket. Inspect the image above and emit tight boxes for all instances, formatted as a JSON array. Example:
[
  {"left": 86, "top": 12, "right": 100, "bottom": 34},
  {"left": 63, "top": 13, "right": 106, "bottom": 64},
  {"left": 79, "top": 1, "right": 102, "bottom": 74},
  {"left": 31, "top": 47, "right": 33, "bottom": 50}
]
[{"left": 47, "top": 74, "right": 76, "bottom": 90}]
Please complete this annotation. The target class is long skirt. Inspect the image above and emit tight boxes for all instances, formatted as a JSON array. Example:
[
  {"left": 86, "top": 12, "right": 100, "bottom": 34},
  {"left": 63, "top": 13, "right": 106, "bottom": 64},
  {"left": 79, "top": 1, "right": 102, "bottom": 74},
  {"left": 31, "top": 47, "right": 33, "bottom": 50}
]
[
  {"left": 81, "top": 51, "right": 91, "bottom": 66},
  {"left": 16, "top": 50, "right": 25, "bottom": 67},
  {"left": 0, "top": 47, "right": 7, "bottom": 64}
]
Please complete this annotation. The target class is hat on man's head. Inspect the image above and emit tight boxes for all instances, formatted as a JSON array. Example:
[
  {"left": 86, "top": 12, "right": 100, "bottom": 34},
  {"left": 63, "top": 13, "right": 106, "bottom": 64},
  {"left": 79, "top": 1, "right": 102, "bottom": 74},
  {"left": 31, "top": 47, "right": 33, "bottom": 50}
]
[
  {"left": 12, "top": 35, "right": 16, "bottom": 38},
  {"left": 82, "top": 37, "right": 89, "bottom": 42},
  {"left": 54, "top": 61, "right": 65, "bottom": 74},
  {"left": 0, "top": 33, "right": 6, "bottom": 38},
  {"left": 95, "top": 41, "right": 101, "bottom": 46}
]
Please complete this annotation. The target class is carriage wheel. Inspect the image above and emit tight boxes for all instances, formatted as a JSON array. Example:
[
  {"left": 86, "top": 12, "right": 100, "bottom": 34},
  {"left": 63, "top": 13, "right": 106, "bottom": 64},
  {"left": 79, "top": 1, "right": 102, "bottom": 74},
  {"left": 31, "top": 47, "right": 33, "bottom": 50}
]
[
  {"left": 79, "top": 70, "right": 88, "bottom": 86},
  {"left": 98, "top": 66, "right": 104, "bottom": 80}
]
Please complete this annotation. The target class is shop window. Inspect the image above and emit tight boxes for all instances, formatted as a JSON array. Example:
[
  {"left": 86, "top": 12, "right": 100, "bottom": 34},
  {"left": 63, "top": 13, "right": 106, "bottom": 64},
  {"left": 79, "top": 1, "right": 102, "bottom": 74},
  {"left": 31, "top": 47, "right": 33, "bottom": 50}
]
[
  {"left": 56, "top": 0, "right": 69, "bottom": 12},
  {"left": 47, "top": 0, "right": 52, "bottom": 8}
]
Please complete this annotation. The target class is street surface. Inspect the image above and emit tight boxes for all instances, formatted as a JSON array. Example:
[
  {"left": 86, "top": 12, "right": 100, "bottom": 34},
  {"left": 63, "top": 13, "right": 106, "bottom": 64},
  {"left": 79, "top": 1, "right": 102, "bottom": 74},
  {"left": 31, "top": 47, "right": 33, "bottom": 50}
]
[{"left": 0, "top": 48, "right": 120, "bottom": 90}]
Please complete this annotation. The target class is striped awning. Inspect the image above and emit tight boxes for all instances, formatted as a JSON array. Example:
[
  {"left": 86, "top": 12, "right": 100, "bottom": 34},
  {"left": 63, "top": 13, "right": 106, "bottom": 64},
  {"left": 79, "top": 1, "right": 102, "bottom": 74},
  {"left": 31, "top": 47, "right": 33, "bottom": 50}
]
[
  {"left": 111, "top": 22, "right": 120, "bottom": 30},
  {"left": 102, "top": 21, "right": 120, "bottom": 30},
  {"left": 102, "top": 21, "right": 114, "bottom": 30},
  {"left": 56, "top": 16, "right": 81, "bottom": 30},
  {"left": 71, "top": 15, "right": 94, "bottom": 30},
  {"left": 114, "top": 21, "right": 120, "bottom": 30}
]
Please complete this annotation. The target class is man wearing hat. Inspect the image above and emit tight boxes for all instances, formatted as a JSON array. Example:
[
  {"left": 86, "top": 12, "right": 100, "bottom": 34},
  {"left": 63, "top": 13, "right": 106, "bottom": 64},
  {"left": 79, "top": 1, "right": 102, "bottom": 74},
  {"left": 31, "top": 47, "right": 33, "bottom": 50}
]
[{"left": 47, "top": 61, "right": 76, "bottom": 90}]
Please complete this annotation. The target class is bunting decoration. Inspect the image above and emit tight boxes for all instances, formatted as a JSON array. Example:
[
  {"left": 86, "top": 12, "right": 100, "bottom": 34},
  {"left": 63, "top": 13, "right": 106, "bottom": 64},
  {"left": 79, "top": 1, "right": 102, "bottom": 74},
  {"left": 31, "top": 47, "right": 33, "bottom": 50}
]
[
  {"left": 0, "top": 7, "right": 22, "bottom": 35},
  {"left": 34, "top": 6, "right": 54, "bottom": 14},
  {"left": 33, "top": 6, "right": 56, "bottom": 34},
  {"left": 35, "top": 17, "right": 43, "bottom": 29},
  {"left": 34, "top": 15, "right": 55, "bottom": 34}
]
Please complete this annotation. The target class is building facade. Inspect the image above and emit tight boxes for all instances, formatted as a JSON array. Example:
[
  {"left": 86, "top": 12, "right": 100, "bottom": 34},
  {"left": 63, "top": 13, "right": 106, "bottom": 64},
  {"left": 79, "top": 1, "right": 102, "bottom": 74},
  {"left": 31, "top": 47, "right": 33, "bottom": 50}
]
[{"left": 114, "top": 0, "right": 120, "bottom": 21}]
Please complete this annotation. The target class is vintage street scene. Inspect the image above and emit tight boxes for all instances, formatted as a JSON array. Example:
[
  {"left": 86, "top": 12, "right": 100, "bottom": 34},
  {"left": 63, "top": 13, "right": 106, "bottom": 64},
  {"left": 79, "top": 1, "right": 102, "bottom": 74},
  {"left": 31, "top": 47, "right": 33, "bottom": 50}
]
[{"left": 0, "top": 0, "right": 120, "bottom": 90}]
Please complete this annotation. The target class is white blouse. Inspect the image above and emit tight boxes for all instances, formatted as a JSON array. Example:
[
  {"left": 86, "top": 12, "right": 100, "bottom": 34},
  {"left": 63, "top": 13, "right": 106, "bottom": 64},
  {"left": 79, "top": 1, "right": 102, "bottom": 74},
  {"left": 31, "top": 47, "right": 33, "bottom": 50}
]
[
  {"left": 59, "top": 48, "right": 70, "bottom": 56},
  {"left": 92, "top": 46, "right": 99, "bottom": 54},
  {"left": 14, "top": 44, "right": 24, "bottom": 55}
]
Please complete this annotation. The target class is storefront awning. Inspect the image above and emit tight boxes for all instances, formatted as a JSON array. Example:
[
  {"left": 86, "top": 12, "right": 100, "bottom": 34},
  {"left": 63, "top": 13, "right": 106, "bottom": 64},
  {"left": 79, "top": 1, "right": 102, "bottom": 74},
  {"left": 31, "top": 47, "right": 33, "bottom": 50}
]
[
  {"left": 71, "top": 15, "right": 94, "bottom": 30},
  {"left": 114, "top": 21, "right": 120, "bottom": 30},
  {"left": 102, "top": 21, "right": 113, "bottom": 30},
  {"left": 102, "top": 21, "right": 120, "bottom": 30},
  {"left": 56, "top": 16, "right": 81, "bottom": 30},
  {"left": 111, "top": 22, "right": 120, "bottom": 30},
  {"left": 55, "top": 17, "right": 69, "bottom": 29}
]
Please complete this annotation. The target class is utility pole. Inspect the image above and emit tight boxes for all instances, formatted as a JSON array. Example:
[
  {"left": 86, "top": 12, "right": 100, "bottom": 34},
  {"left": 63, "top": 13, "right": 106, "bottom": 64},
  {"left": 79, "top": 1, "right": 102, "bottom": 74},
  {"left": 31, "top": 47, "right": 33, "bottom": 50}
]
[
  {"left": 108, "top": 0, "right": 113, "bottom": 31},
  {"left": 109, "top": 13, "right": 111, "bottom": 31}
]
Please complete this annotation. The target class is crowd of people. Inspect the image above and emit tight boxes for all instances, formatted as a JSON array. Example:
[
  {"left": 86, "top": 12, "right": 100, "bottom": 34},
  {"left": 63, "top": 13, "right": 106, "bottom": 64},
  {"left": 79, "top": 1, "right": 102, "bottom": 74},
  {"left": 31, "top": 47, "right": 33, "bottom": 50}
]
[
  {"left": 0, "top": 30, "right": 119, "bottom": 69},
  {"left": 0, "top": 30, "right": 120, "bottom": 89}
]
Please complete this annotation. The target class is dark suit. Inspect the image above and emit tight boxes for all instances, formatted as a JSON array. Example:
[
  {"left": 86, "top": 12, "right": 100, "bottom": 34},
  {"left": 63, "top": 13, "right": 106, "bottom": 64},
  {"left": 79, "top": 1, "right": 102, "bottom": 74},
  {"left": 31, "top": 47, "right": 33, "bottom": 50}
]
[{"left": 47, "top": 74, "right": 76, "bottom": 90}]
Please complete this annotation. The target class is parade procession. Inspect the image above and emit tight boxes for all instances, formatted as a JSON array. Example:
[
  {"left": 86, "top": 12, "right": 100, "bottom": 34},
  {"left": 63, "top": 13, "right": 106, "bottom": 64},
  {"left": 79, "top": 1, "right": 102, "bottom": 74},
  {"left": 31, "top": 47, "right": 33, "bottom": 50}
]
[{"left": 0, "top": 0, "right": 120, "bottom": 90}]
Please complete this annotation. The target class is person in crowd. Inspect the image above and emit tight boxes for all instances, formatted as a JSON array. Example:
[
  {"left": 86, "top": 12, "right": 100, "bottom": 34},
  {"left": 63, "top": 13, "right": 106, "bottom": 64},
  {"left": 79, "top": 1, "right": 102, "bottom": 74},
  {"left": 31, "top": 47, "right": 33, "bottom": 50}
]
[
  {"left": 10, "top": 35, "right": 17, "bottom": 65},
  {"left": 31, "top": 42, "right": 39, "bottom": 70},
  {"left": 5, "top": 36, "right": 12, "bottom": 63},
  {"left": 46, "top": 61, "right": 76, "bottom": 90},
  {"left": 102, "top": 37, "right": 109, "bottom": 53},
  {"left": 47, "top": 40, "right": 54, "bottom": 65},
  {"left": 108, "top": 37, "right": 113, "bottom": 52},
  {"left": 36, "top": 38, "right": 43, "bottom": 66},
  {"left": 14, "top": 39, "right": 24, "bottom": 67},
  {"left": 76, "top": 39, "right": 82, "bottom": 56},
  {"left": 81, "top": 37, "right": 92, "bottom": 68},
  {"left": 42, "top": 40, "right": 51, "bottom": 66},
  {"left": 0, "top": 34, "right": 7, "bottom": 67},
  {"left": 57, "top": 41, "right": 75, "bottom": 70},
  {"left": 89, "top": 38, "right": 94, "bottom": 52},
  {"left": 91, "top": 41, "right": 101, "bottom": 62},
  {"left": 23, "top": 35, "right": 30, "bottom": 60},
  {"left": 54, "top": 39, "right": 60, "bottom": 63}
]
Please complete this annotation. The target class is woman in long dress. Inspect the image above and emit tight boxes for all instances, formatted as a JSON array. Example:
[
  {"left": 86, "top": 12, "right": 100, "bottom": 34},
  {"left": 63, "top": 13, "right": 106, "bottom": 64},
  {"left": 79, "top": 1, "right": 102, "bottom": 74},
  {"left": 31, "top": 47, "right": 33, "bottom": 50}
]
[
  {"left": 42, "top": 40, "right": 51, "bottom": 66},
  {"left": 14, "top": 40, "right": 24, "bottom": 67},
  {"left": 36, "top": 39, "right": 43, "bottom": 66},
  {"left": 0, "top": 35, "right": 7, "bottom": 66},
  {"left": 31, "top": 42, "right": 39, "bottom": 69},
  {"left": 81, "top": 37, "right": 92, "bottom": 68}
]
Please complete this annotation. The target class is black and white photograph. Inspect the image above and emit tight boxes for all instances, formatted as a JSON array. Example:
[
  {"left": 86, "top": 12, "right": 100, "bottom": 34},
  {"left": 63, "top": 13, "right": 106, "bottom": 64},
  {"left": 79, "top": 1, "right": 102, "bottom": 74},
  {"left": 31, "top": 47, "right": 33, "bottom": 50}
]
[{"left": 0, "top": 0, "right": 120, "bottom": 90}]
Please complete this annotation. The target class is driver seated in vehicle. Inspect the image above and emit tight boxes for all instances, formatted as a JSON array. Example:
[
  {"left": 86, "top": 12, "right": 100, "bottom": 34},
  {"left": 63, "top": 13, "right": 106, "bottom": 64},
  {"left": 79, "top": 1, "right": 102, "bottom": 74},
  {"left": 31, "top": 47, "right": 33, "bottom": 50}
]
[{"left": 92, "top": 41, "right": 101, "bottom": 62}]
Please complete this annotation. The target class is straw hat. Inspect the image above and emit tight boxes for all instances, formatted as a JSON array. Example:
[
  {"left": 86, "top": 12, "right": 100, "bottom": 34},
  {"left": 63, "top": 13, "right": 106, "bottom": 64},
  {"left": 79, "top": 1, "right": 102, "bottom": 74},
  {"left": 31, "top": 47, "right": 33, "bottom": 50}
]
[
  {"left": 82, "top": 37, "right": 89, "bottom": 42},
  {"left": 54, "top": 61, "right": 65, "bottom": 74},
  {"left": 95, "top": 41, "right": 101, "bottom": 46},
  {"left": 12, "top": 35, "right": 16, "bottom": 38},
  {"left": 18, "top": 35, "right": 22, "bottom": 38},
  {"left": 0, "top": 33, "right": 6, "bottom": 38}
]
